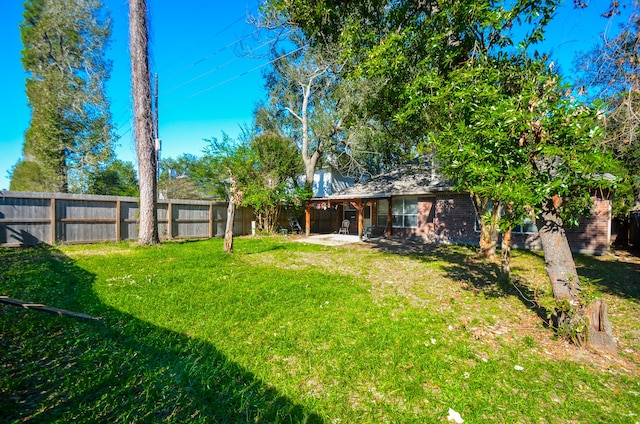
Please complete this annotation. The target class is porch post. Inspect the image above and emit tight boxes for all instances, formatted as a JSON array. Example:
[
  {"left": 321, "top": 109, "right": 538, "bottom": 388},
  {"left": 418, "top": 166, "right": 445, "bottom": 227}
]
[
  {"left": 305, "top": 203, "right": 311, "bottom": 236},
  {"left": 387, "top": 197, "right": 393, "bottom": 236},
  {"left": 357, "top": 198, "right": 364, "bottom": 241}
]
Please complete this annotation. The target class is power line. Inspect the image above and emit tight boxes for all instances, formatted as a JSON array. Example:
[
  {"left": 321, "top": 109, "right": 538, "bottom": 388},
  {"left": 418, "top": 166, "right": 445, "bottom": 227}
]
[
  {"left": 118, "top": 126, "right": 132, "bottom": 138},
  {"left": 114, "top": 39, "right": 277, "bottom": 148},
  {"left": 112, "top": 108, "right": 132, "bottom": 132},
  {"left": 161, "top": 36, "right": 276, "bottom": 96},
  {"left": 163, "top": 17, "right": 257, "bottom": 81},
  {"left": 161, "top": 45, "right": 305, "bottom": 110}
]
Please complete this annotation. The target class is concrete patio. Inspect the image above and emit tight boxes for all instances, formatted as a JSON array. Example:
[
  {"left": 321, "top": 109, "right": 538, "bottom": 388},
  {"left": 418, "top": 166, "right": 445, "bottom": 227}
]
[{"left": 294, "top": 234, "right": 361, "bottom": 246}]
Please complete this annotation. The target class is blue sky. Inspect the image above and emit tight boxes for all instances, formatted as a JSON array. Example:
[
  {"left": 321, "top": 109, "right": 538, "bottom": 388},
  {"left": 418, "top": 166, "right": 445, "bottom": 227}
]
[{"left": 0, "top": 1, "right": 633, "bottom": 190}]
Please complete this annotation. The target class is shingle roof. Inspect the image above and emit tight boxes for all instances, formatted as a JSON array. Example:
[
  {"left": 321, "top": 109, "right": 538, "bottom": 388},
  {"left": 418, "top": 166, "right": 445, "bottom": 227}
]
[{"left": 326, "top": 157, "right": 453, "bottom": 200}]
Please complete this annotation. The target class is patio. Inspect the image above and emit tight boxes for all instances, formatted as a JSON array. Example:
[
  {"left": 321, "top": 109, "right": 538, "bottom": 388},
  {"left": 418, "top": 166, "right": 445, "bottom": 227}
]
[{"left": 295, "top": 234, "right": 361, "bottom": 246}]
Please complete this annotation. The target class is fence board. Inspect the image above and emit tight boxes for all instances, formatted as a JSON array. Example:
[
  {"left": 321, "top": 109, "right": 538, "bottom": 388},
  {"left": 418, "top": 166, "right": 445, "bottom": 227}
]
[{"left": 0, "top": 191, "right": 254, "bottom": 246}]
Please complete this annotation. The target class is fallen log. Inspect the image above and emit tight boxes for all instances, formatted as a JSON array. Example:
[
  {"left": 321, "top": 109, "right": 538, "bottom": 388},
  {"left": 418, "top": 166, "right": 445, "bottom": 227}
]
[{"left": 0, "top": 296, "right": 100, "bottom": 321}]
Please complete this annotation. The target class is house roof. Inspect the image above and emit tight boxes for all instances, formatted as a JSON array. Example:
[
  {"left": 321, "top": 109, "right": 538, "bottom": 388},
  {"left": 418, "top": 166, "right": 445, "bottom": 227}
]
[
  {"left": 326, "top": 157, "right": 454, "bottom": 200},
  {"left": 324, "top": 155, "right": 617, "bottom": 201}
]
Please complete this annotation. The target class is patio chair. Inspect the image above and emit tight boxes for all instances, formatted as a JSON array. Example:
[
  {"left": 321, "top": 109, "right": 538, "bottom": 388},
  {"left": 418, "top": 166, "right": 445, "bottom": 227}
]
[
  {"left": 338, "top": 219, "right": 350, "bottom": 235},
  {"left": 363, "top": 226, "right": 373, "bottom": 241},
  {"left": 288, "top": 216, "right": 303, "bottom": 234}
]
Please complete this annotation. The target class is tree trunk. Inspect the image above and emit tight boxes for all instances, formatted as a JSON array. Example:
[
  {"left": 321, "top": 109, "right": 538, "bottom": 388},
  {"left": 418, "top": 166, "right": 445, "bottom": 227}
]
[
  {"left": 500, "top": 226, "right": 513, "bottom": 281},
  {"left": 536, "top": 197, "right": 582, "bottom": 304},
  {"left": 303, "top": 152, "right": 320, "bottom": 235},
  {"left": 224, "top": 200, "right": 235, "bottom": 253},
  {"left": 129, "top": 0, "right": 158, "bottom": 245},
  {"left": 585, "top": 299, "right": 617, "bottom": 354},
  {"left": 474, "top": 195, "right": 500, "bottom": 259},
  {"left": 537, "top": 195, "right": 617, "bottom": 353}
]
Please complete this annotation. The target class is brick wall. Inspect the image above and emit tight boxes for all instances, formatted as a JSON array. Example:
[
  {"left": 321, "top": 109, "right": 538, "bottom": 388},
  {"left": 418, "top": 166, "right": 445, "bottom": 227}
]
[
  {"left": 374, "top": 192, "right": 611, "bottom": 254},
  {"left": 389, "top": 194, "right": 479, "bottom": 244},
  {"left": 510, "top": 194, "right": 611, "bottom": 255},
  {"left": 566, "top": 195, "right": 611, "bottom": 254},
  {"left": 432, "top": 194, "right": 479, "bottom": 244}
]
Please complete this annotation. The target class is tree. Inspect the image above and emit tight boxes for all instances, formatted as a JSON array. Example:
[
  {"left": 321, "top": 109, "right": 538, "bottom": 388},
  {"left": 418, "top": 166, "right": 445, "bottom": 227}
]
[
  {"left": 263, "top": 41, "right": 344, "bottom": 186},
  {"left": 259, "top": 40, "right": 349, "bottom": 234},
  {"left": 575, "top": 8, "right": 640, "bottom": 215},
  {"left": 427, "top": 56, "right": 617, "bottom": 309},
  {"left": 245, "top": 131, "right": 309, "bottom": 232},
  {"left": 87, "top": 159, "right": 139, "bottom": 197},
  {"left": 129, "top": 0, "right": 158, "bottom": 245},
  {"left": 13, "top": 0, "right": 115, "bottom": 193},
  {"left": 158, "top": 154, "right": 219, "bottom": 200},
  {"left": 204, "top": 131, "right": 307, "bottom": 238},
  {"left": 9, "top": 160, "right": 51, "bottom": 193},
  {"left": 203, "top": 136, "right": 250, "bottom": 253},
  {"left": 264, "top": 0, "right": 620, "bottom": 352}
]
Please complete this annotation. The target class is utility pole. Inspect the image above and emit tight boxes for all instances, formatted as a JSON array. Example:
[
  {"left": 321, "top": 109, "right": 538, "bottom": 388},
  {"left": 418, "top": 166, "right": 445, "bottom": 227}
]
[
  {"left": 129, "top": 0, "right": 159, "bottom": 245},
  {"left": 153, "top": 73, "right": 161, "bottom": 182}
]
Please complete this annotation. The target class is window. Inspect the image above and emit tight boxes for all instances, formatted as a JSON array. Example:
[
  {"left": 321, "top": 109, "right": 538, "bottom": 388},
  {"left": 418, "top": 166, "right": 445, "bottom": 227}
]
[
  {"left": 344, "top": 210, "right": 357, "bottom": 222},
  {"left": 473, "top": 201, "right": 538, "bottom": 235},
  {"left": 514, "top": 218, "right": 538, "bottom": 234},
  {"left": 376, "top": 199, "right": 388, "bottom": 227},
  {"left": 392, "top": 197, "right": 418, "bottom": 228}
]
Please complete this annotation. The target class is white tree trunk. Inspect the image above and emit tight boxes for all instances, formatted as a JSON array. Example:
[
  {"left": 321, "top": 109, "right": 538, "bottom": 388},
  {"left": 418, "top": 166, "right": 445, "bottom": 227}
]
[{"left": 224, "top": 200, "right": 235, "bottom": 253}]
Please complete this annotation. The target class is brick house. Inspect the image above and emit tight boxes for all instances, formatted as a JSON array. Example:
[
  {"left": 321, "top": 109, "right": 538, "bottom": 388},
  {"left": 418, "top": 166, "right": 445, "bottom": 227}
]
[{"left": 308, "top": 158, "right": 612, "bottom": 255}]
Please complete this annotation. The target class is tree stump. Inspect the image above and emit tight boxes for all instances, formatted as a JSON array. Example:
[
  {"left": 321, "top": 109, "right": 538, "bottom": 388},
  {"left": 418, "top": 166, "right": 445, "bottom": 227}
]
[{"left": 585, "top": 299, "right": 617, "bottom": 354}]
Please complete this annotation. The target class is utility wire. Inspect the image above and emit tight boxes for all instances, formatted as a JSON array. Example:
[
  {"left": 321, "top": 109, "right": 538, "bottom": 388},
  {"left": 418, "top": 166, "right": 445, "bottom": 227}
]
[
  {"left": 164, "top": 22, "right": 260, "bottom": 81},
  {"left": 113, "top": 32, "right": 271, "bottom": 141},
  {"left": 114, "top": 28, "right": 254, "bottom": 147},
  {"left": 161, "top": 45, "right": 305, "bottom": 110},
  {"left": 161, "top": 36, "right": 276, "bottom": 96}
]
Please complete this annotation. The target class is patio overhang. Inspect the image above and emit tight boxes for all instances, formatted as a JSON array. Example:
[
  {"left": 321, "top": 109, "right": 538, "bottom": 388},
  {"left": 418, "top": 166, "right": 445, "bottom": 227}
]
[{"left": 306, "top": 156, "right": 455, "bottom": 239}]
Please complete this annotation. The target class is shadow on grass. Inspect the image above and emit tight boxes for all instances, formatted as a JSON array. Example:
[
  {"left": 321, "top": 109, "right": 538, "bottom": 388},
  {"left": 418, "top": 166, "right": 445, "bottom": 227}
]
[
  {"left": 368, "top": 239, "right": 565, "bottom": 334},
  {"left": 369, "top": 238, "right": 505, "bottom": 298},
  {"left": 574, "top": 252, "right": 640, "bottom": 301},
  {"left": 0, "top": 245, "right": 323, "bottom": 423},
  {"left": 369, "top": 237, "right": 640, "bottom": 326}
]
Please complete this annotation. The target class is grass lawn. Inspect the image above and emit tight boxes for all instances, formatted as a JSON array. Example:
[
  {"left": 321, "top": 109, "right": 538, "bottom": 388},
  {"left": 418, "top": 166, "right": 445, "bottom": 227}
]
[{"left": 1, "top": 236, "right": 639, "bottom": 423}]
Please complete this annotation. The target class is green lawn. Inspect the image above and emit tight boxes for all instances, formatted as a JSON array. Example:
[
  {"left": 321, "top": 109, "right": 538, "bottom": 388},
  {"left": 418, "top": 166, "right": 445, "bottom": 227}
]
[{"left": 1, "top": 237, "right": 638, "bottom": 423}]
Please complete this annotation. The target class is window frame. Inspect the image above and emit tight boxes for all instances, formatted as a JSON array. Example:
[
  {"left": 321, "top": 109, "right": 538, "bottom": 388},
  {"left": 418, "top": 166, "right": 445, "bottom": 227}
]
[
  {"left": 376, "top": 199, "right": 389, "bottom": 227},
  {"left": 391, "top": 196, "right": 419, "bottom": 229},
  {"left": 513, "top": 217, "right": 538, "bottom": 234}
]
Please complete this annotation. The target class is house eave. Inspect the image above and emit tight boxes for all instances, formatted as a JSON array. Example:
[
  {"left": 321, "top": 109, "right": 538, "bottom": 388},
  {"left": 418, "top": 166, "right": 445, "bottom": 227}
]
[{"left": 323, "top": 185, "right": 455, "bottom": 201}]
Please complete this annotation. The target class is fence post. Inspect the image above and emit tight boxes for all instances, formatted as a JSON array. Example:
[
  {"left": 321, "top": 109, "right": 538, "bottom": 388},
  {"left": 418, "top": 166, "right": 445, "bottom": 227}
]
[
  {"left": 208, "top": 202, "right": 213, "bottom": 238},
  {"left": 167, "top": 201, "right": 173, "bottom": 239},
  {"left": 115, "top": 200, "right": 121, "bottom": 242},
  {"left": 50, "top": 197, "right": 56, "bottom": 245}
]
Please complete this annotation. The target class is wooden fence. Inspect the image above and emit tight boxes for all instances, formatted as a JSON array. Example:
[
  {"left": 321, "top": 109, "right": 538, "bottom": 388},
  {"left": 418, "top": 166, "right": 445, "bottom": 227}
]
[{"left": 0, "top": 191, "right": 254, "bottom": 247}]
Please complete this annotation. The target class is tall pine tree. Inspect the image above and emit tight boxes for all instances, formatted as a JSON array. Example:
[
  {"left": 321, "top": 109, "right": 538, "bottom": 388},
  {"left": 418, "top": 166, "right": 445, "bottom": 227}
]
[
  {"left": 12, "top": 0, "right": 114, "bottom": 193},
  {"left": 129, "top": 0, "right": 159, "bottom": 245}
]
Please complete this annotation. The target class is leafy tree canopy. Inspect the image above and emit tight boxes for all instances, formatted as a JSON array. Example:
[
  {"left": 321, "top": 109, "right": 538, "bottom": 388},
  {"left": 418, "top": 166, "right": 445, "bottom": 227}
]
[
  {"left": 422, "top": 56, "right": 618, "bottom": 228},
  {"left": 87, "top": 159, "right": 139, "bottom": 197},
  {"left": 574, "top": 8, "right": 639, "bottom": 215},
  {"left": 204, "top": 131, "right": 309, "bottom": 233},
  {"left": 158, "top": 154, "right": 220, "bottom": 200}
]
